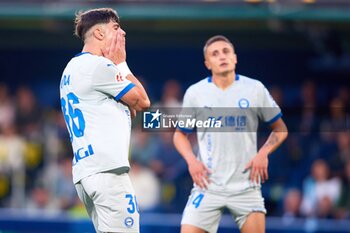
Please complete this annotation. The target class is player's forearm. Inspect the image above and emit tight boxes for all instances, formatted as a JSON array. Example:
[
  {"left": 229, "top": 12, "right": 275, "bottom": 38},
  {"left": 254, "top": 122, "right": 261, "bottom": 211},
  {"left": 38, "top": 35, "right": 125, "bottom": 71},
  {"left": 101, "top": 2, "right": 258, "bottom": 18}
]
[
  {"left": 173, "top": 130, "right": 197, "bottom": 164},
  {"left": 259, "top": 120, "right": 288, "bottom": 155},
  {"left": 126, "top": 74, "right": 150, "bottom": 104},
  {"left": 260, "top": 131, "right": 287, "bottom": 155}
]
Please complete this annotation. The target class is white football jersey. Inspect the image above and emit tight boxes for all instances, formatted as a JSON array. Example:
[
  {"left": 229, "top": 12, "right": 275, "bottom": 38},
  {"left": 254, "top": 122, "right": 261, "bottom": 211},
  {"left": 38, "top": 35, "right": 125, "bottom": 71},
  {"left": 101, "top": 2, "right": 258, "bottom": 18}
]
[
  {"left": 60, "top": 52, "right": 135, "bottom": 184},
  {"left": 179, "top": 74, "right": 282, "bottom": 192}
]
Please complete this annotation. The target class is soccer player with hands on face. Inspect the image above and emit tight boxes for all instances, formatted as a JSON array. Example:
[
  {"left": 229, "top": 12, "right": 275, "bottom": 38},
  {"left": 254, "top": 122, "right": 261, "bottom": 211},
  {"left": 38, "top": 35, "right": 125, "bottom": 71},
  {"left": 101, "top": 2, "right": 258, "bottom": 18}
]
[{"left": 60, "top": 8, "right": 150, "bottom": 233}]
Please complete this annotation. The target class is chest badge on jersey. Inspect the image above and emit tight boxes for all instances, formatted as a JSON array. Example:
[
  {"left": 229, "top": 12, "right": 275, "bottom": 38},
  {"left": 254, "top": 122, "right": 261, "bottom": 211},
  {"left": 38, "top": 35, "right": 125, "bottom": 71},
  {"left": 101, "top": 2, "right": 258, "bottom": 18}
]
[{"left": 238, "top": 98, "right": 249, "bottom": 109}]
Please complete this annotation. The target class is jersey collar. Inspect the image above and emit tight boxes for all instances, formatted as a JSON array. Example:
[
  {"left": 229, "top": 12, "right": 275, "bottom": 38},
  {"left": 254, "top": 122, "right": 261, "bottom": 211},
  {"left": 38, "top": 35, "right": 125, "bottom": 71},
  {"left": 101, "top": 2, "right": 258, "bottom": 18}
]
[
  {"left": 207, "top": 74, "right": 240, "bottom": 83},
  {"left": 74, "top": 52, "right": 91, "bottom": 57}
]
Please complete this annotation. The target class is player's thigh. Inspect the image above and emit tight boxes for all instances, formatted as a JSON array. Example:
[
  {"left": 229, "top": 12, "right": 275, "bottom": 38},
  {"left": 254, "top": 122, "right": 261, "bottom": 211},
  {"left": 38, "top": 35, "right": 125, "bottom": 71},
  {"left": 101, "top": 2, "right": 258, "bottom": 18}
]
[
  {"left": 226, "top": 188, "right": 266, "bottom": 230},
  {"left": 241, "top": 212, "right": 265, "bottom": 233},
  {"left": 75, "top": 182, "right": 94, "bottom": 217},
  {"left": 81, "top": 172, "right": 140, "bottom": 233},
  {"left": 182, "top": 189, "right": 223, "bottom": 233},
  {"left": 75, "top": 182, "right": 103, "bottom": 233},
  {"left": 181, "top": 224, "right": 207, "bottom": 233}
]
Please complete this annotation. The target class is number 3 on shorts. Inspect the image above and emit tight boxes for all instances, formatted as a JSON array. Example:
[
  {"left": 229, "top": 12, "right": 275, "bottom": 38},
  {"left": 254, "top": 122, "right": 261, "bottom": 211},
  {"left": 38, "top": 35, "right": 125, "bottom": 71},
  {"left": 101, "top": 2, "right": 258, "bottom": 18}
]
[{"left": 125, "top": 194, "right": 139, "bottom": 214}]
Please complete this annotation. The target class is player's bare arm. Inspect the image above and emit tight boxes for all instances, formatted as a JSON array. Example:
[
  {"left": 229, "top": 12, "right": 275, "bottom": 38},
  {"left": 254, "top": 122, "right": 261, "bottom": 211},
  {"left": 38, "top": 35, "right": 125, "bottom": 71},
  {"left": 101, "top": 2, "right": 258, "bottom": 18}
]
[
  {"left": 173, "top": 129, "right": 211, "bottom": 189},
  {"left": 121, "top": 85, "right": 150, "bottom": 111},
  {"left": 245, "top": 118, "right": 288, "bottom": 183}
]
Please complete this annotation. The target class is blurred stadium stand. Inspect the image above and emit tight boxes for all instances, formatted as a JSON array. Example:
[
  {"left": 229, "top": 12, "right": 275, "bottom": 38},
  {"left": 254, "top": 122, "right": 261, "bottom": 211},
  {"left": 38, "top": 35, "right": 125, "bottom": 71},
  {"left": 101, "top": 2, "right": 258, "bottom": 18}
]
[{"left": 0, "top": 0, "right": 350, "bottom": 232}]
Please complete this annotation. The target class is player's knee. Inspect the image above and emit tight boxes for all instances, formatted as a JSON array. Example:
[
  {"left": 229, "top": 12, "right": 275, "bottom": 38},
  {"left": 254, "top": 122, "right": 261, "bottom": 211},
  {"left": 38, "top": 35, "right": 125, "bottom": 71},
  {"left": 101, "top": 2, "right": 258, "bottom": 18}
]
[
  {"left": 181, "top": 224, "right": 207, "bottom": 233},
  {"left": 241, "top": 212, "right": 265, "bottom": 233}
]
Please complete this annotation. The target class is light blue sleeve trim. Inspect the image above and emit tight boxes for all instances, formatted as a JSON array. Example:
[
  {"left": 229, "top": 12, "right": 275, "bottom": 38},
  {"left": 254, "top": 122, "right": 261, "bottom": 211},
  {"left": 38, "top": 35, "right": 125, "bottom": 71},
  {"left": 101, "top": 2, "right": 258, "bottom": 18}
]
[
  {"left": 114, "top": 83, "right": 135, "bottom": 101},
  {"left": 266, "top": 112, "right": 283, "bottom": 124},
  {"left": 177, "top": 126, "right": 194, "bottom": 134}
]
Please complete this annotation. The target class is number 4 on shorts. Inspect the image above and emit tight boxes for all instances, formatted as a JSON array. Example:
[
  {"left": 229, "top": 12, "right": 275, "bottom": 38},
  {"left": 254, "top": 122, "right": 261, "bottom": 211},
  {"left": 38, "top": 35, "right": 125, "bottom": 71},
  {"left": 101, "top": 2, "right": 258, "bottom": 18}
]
[{"left": 192, "top": 193, "right": 204, "bottom": 208}]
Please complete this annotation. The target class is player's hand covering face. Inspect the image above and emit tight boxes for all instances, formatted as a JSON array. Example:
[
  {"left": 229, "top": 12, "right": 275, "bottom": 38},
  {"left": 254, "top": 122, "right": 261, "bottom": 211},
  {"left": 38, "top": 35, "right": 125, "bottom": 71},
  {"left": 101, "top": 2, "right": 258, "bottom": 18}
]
[
  {"left": 204, "top": 41, "right": 237, "bottom": 76},
  {"left": 102, "top": 22, "right": 126, "bottom": 64}
]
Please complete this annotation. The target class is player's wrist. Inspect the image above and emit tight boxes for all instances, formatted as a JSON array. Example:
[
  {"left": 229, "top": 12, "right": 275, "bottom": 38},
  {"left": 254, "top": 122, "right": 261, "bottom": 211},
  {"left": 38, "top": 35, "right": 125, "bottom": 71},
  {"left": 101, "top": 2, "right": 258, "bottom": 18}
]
[
  {"left": 116, "top": 62, "right": 132, "bottom": 77},
  {"left": 258, "top": 147, "right": 270, "bottom": 157},
  {"left": 185, "top": 154, "right": 197, "bottom": 164}
]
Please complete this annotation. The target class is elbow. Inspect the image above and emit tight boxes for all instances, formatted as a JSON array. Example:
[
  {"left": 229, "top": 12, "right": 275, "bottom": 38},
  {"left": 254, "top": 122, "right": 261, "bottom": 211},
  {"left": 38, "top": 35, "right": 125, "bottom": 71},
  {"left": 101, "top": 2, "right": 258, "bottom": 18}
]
[
  {"left": 173, "top": 130, "right": 179, "bottom": 145},
  {"left": 173, "top": 130, "right": 181, "bottom": 149},
  {"left": 280, "top": 131, "right": 288, "bottom": 144},
  {"left": 280, "top": 124, "right": 288, "bottom": 142},
  {"left": 173, "top": 129, "right": 186, "bottom": 145},
  {"left": 133, "top": 98, "right": 151, "bottom": 111},
  {"left": 142, "top": 98, "right": 151, "bottom": 109},
  {"left": 284, "top": 128, "right": 289, "bottom": 140},
  {"left": 273, "top": 119, "right": 288, "bottom": 142}
]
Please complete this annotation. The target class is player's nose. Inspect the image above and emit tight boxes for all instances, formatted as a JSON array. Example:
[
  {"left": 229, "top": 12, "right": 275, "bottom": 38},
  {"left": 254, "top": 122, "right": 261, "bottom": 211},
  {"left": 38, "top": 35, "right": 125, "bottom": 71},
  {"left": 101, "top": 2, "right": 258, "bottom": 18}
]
[
  {"left": 219, "top": 53, "right": 226, "bottom": 60},
  {"left": 119, "top": 28, "right": 126, "bottom": 36}
]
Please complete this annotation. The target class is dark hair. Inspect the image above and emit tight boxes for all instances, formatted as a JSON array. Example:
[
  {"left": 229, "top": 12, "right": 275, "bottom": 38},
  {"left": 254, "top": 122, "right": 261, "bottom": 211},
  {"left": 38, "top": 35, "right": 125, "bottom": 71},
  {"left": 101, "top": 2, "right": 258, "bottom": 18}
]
[
  {"left": 203, "top": 35, "right": 234, "bottom": 55},
  {"left": 74, "top": 8, "right": 119, "bottom": 41}
]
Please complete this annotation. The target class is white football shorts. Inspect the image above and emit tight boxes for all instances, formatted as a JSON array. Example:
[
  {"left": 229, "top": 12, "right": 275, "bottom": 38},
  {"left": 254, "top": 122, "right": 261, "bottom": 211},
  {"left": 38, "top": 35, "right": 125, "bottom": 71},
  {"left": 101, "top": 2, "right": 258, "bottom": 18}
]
[
  {"left": 181, "top": 187, "right": 266, "bottom": 232},
  {"left": 75, "top": 172, "right": 140, "bottom": 233}
]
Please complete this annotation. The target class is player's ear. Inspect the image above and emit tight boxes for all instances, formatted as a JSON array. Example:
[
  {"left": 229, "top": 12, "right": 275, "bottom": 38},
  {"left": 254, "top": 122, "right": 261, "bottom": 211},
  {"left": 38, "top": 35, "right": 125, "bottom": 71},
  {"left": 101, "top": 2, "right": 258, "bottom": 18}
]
[
  {"left": 204, "top": 60, "right": 211, "bottom": 70},
  {"left": 233, "top": 53, "right": 237, "bottom": 64},
  {"left": 93, "top": 27, "right": 104, "bottom": 41}
]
